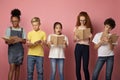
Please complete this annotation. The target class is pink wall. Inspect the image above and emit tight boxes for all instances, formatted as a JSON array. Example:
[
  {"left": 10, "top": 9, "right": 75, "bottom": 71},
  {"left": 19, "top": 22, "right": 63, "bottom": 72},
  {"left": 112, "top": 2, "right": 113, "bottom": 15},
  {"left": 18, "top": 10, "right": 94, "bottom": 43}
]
[{"left": 0, "top": 0, "right": 120, "bottom": 80}]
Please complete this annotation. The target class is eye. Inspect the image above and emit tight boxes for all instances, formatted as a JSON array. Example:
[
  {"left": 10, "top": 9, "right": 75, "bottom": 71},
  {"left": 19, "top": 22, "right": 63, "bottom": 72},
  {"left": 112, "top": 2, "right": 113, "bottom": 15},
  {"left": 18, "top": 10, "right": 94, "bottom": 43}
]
[{"left": 80, "top": 20, "right": 86, "bottom": 22}]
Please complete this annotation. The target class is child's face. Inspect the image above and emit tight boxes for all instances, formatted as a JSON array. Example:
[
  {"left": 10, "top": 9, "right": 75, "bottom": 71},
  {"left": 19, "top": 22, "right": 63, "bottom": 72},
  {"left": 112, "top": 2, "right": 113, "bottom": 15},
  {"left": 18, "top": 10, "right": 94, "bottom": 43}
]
[
  {"left": 11, "top": 17, "right": 20, "bottom": 28},
  {"left": 104, "top": 24, "right": 112, "bottom": 32},
  {"left": 79, "top": 16, "right": 86, "bottom": 25},
  {"left": 32, "top": 22, "right": 40, "bottom": 31},
  {"left": 54, "top": 24, "right": 62, "bottom": 35}
]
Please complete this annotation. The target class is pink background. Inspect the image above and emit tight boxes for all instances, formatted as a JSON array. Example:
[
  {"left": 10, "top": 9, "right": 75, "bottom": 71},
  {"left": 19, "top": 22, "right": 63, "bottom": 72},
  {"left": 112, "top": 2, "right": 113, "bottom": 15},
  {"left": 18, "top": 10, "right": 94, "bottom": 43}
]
[{"left": 0, "top": 0, "right": 120, "bottom": 80}]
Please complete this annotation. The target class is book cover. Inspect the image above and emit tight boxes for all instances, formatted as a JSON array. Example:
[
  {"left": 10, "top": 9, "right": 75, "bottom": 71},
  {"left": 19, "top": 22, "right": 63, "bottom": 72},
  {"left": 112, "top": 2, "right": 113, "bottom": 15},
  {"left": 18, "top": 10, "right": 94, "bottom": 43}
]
[
  {"left": 50, "top": 35, "right": 65, "bottom": 45},
  {"left": 75, "top": 28, "right": 91, "bottom": 40}
]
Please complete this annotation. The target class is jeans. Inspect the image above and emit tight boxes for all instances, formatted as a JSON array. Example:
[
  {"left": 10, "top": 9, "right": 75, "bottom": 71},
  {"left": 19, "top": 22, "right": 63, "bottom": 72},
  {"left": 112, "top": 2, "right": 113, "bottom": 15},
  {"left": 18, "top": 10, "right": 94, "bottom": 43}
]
[
  {"left": 92, "top": 56, "right": 114, "bottom": 80},
  {"left": 27, "top": 55, "right": 44, "bottom": 80},
  {"left": 74, "top": 44, "right": 90, "bottom": 80},
  {"left": 50, "top": 58, "right": 64, "bottom": 80}
]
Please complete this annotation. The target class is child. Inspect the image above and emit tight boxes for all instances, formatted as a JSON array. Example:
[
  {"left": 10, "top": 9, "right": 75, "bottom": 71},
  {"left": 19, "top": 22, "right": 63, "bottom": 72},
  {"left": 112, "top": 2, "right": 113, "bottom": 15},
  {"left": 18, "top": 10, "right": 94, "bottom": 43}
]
[
  {"left": 92, "top": 18, "right": 117, "bottom": 80},
  {"left": 73, "top": 11, "right": 93, "bottom": 80},
  {"left": 27, "top": 17, "right": 46, "bottom": 80},
  {"left": 47, "top": 22, "right": 69, "bottom": 80},
  {"left": 5, "top": 9, "right": 26, "bottom": 80}
]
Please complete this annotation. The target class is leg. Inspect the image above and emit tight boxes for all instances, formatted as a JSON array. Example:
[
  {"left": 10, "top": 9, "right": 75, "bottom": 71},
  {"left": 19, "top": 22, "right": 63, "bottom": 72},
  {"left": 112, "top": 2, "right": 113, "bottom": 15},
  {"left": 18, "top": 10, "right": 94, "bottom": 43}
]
[
  {"left": 92, "top": 57, "right": 105, "bottom": 80},
  {"left": 58, "top": 59, "right": 64, "bottom": 80},
  {"left": 74, "top": 44, "right": 82, "bottom": 80},
  {"left": 82, "top": 45, "right": 90, "bottom": 80},
  {"left": 14, "top": 65, "right": 20, "bottom": 80},
  {"left": 106, "top": 56, "right": 114, "bottom": 80},
  {"left": 36, "top": 57, "right": 44, "bottom": 80},
  {"left": 8, "top": 64, "right": 16, "bottom": 80},
  {"left": 27, "top": 56, "right": 36, "bottom": 80},
  {"left": 50, "top": 58, "right": 57, "bottom": 80}
]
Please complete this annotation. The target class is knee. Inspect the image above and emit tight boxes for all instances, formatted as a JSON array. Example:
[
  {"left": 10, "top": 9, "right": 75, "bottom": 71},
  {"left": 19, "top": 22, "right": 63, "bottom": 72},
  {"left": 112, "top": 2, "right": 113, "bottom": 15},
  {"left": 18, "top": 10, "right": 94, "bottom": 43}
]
[
  {"left": 59, "top": 70, "right": 63, "bottom": 75},
  {"left": 28, "top": 70, "right": 33, "bottom": 76},
  {"left": 37, "top": 70, "right": 43, "bottom": 75}
]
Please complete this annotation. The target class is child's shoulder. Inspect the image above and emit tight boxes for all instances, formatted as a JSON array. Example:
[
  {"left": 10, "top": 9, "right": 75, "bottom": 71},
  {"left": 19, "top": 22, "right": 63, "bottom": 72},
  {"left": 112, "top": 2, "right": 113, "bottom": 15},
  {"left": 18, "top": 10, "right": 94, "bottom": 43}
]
[
  {"left": 40, "top": 30, "right": 46, "bottom": 34},
  {"left": 95, "top": 32, "right": 103, "bottom": 35},
  {"left": 94, "top": 32, "right": 103, "bottom": 38}
]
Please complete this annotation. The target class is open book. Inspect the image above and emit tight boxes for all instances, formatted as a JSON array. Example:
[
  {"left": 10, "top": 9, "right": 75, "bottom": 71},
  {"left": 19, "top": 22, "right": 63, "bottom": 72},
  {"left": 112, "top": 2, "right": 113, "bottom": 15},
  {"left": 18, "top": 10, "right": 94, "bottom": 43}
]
[
  {"left": 2, "top": 36, "right": 21, "bottom": 44},
  {"left": 75, "top": 28, "right": 91, "bottom": 40},
  {"left": 110, "top": 34, "right": 119, "bottom": 43},
  {"left": 50, "top": 35, "right": 65, "bottom": 45},
  {"left": 1, "top": 36, "right": 10, "bottom": 41}
]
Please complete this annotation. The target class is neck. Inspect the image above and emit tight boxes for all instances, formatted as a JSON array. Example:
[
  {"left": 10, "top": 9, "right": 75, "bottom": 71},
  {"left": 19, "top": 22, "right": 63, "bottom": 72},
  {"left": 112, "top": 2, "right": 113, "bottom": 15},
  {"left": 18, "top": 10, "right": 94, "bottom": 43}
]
[
  {"left": 55, "top": 33, "right": 62, "bottom": 35},
  {"left": 35, "top": 29, "right": 40, "bottom": 32},
  {"left": 13, "top": 26, "right": 19, "bottom": 28},
  {"left": 103, "top": 30, "right": 109, "bottom": 34}
]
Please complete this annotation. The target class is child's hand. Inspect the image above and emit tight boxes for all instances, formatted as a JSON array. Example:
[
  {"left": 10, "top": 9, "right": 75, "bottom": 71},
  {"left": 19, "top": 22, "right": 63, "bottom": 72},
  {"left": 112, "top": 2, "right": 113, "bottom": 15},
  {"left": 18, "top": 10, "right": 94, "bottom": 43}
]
[
  {"left": 101, "top": 36, "right": 111, "bottom": 44},
  {"left": 6, "top": 39, "right": 15, "bottom": 44},
  {"left": 48, "top": 41, "right": 53, "bottom": 45},
  {"left": 14, "top": 37, "right": 23, "bottom": 43},
  {"left": 34, "top": 40, "right": 42, "bottom": 45},
  {"left": 63, "top": 40, "right": 67, "bottom": 45},
  {"left": 47, "top": 41, "right": 53, "bottom": 47},
  {"left": 89, "top": 33, "right": 92, "bottom": 38},
  {"left": 63, "top": 40, "right": 68, "bottom": 48},
  {"left": 28, "top": 43, "right": 36, "bottom": 48},
  {"left": 74, "top": 36, "right": 81, "bottom": 42},
  {"left": 26, "top": 40, "right": 36, "bottom": 48}
]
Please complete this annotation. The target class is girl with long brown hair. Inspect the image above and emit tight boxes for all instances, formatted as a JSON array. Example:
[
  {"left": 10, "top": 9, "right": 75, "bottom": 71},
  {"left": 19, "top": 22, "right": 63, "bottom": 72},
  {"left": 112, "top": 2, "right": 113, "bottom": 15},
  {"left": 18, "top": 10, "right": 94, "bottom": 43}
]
[{"left": 74, "top": 11, "right": 93, "bottom": 80}]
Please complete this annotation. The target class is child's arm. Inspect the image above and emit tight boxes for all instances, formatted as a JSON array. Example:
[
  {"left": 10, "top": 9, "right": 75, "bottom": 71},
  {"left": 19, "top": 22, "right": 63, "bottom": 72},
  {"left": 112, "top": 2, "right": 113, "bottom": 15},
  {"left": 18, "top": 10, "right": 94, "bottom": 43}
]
[
  {"left": 94, "top": 36, "right": 111, "bottom": 49},
  {"left": 47, "top": 40, "right": 53, "bottom": 48},
  {"left": 88, "top": 33, "right": 93, "bottom": 42},
  {"left": 63, "top": 36, "right": 69, "bottom": 48},
  {"left": 93, "top": 33, "right": 106, "bottom": 49},
  {"left": 94, "top": 40, "right": 104, "bottom": 49},
  {"left": 5, "top": 38, "right": 15, "bottom": 45},
  {"left": 26, "top": 40, "right": 36, "bottom": 48},
  {"left": 15, "top": 37, "right": 26, "bottom": 44},
  {"left": 63, "top": 40, "right": 68, "bottom": 48},
  {"left": 73, "top": 32, "right": 81, "bottom": 42},
  {"left": 16, "top": 28, "right": 26, "bottom": 44}
]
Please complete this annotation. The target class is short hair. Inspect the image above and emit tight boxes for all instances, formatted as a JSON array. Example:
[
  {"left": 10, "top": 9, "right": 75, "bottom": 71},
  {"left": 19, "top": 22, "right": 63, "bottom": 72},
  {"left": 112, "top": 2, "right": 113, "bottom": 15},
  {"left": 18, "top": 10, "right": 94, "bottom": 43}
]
[
  {"left": 31, "top": 17, "right": 41, "bottom": 25},
  {"left": 104, "top": 18, "right": 116, "bottom": 29},
  {"left": 53, "top": 22, "right": 62, "bottom": 30}
]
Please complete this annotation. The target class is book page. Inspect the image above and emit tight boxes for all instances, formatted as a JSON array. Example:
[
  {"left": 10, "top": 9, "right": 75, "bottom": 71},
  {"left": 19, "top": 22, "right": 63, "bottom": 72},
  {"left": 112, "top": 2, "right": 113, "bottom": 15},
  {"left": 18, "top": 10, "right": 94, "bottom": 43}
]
[
  {"left": 84, "top": 28, "right": 91, "bottom": 39},
  {"left": 57, "top": 36, "right": 65, "bottom": 45},
  {"left": 75, "top": 28, "right": 91, "bottom": 40},
  {"left": 110, "top": 34, "right": 119, "bottom": 43},
  {"left": 2, "top": 36, "right": 21, "bottom": 43},
  {"left": 75, "top": 29, "right": 83, "bottom": 39},
  {"left": 51, "top": 35, "right": 65, "bottom": 45}
]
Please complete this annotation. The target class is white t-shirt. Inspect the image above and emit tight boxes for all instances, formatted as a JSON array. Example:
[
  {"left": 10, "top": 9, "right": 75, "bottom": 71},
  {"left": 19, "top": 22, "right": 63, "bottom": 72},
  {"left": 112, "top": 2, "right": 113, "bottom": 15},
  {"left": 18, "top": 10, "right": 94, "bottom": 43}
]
[
  {"left": 92, "top": 32, "right": 114, "bottom": 57},
  {"left": 47, "top": 34, "right": 69, "bottom": 58}
]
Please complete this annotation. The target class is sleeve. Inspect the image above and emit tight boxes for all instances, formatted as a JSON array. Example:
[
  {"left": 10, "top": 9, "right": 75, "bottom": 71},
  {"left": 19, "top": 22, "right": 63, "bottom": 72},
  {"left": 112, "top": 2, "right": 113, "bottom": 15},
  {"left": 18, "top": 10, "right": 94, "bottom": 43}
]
[
  {"left": 27, "top": 32, "right": 31, "bottom": 41},
  {"left": 5, "top": 27, "right": 11, "bottom": 37},
  {"left": 42, "top": 32, "right": 46, "bottom": 41},
  {"left": 47, "top": 34, "right": 51, "bottom": 42},
  {"left": 22, "top": 28, "right": 26, "bottom": 39},
  {"left": 92, "top": 33, "right": 100, "bottom": 44},
  {"left": 65, "top": 36, "right": 69, "bottom": 46}
]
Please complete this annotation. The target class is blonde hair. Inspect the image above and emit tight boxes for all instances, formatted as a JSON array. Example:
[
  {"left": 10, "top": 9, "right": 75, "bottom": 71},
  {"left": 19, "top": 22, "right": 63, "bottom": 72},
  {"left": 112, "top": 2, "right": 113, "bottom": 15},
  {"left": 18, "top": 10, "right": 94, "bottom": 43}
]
[{"left": 31, "top": 17, "right": 41, "bottom": 25}]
